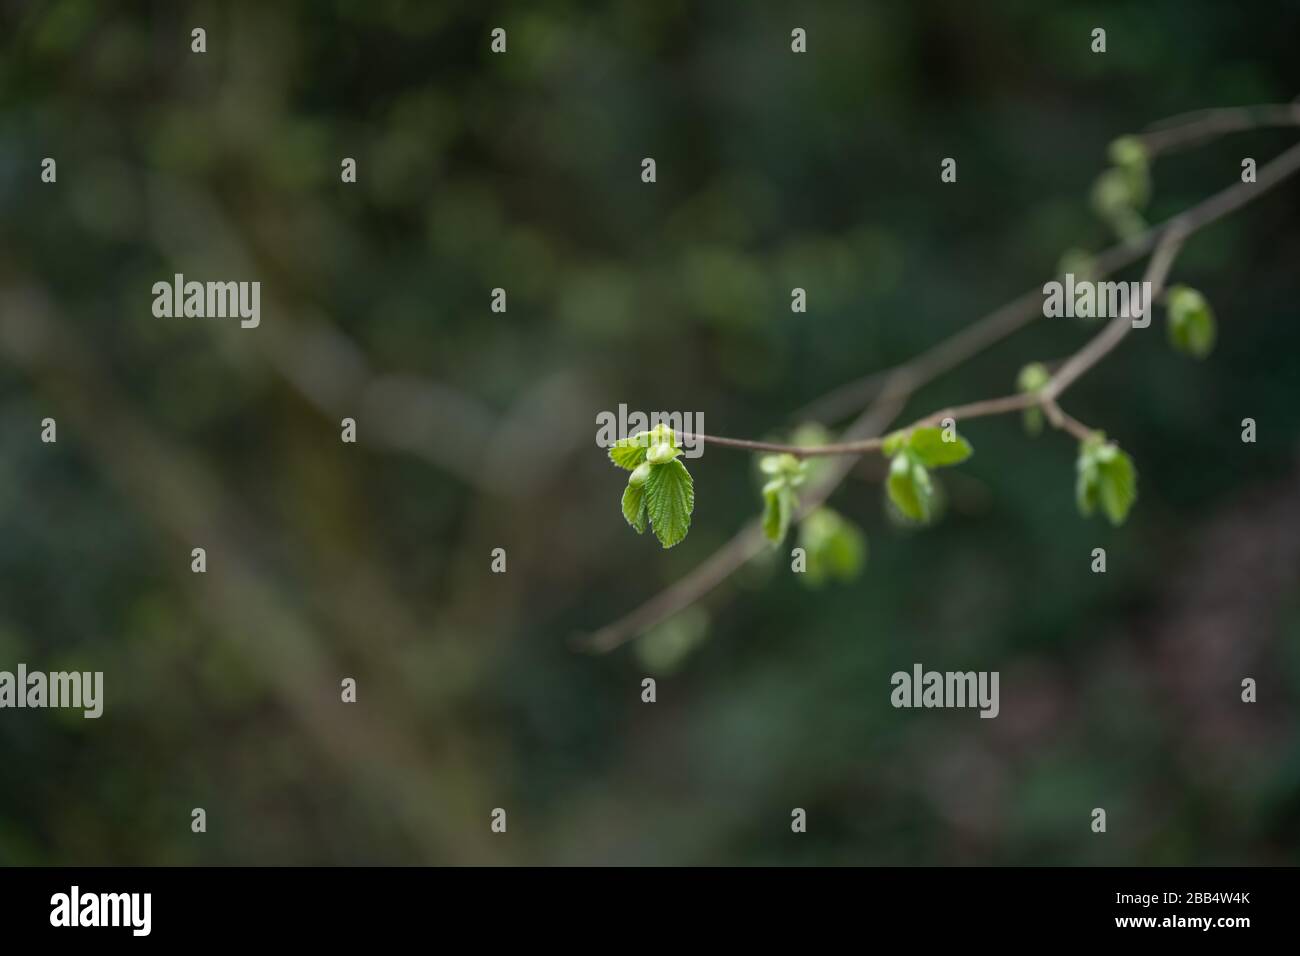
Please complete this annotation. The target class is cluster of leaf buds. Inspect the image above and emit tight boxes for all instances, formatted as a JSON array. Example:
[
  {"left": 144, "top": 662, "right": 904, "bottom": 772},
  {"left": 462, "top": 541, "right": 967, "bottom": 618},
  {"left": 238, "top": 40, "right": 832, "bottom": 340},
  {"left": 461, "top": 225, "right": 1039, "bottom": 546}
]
[
  {"left": 758, "top": 452, "right": 808, "bottom": 544},
  {"left": 608, "top": 424, "right": 695, "bottom": 548},
  {"left": 881, "top": 425, "right": 973, "bottom": 523}
]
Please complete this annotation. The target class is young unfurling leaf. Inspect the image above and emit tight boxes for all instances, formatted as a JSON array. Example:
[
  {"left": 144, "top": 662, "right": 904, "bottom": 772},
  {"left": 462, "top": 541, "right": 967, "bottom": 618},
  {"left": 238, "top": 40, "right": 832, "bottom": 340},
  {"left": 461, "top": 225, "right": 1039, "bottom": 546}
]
[
  {"left": 1166, "top": 285, "right": 1216, "bottom": 359},
  {"left": 610, "top": 425, "right": 693, "bottom": 547},
  {"left": 1017, "top": 362, "right": 1050, "bottom": 437},
  {"left": 882, "top": 426, "right": 973, "bottom": 468},
  {"left": 608, "top": 423, "right": 677, "bottom": 470},
  {"left": 762, "top": 480, "right": 796, "bottom": 544},
  {"left": 758, "top": 451, "right": 807, "bottom": 545},
  {"left": 1097, "top": 450, "right": 1136, "bottom": 524},
  {"left": 608, "top": 436, "right": 649, "bottom": 470},
  {"left": 881, "top": 425, "right": 971, "bottom": 524},
  {"left": 906, "top": 427, "right": 973, "bottom": 467},
  {"left": 759, "top": 452, "right": 803, "bottom": 478},
  {"left": 1076, "top": 432, "right": 1137, "bottom": 526},
  {"left": 887, "top": 452, "right": 933, "bottom": 522},
  {"left": 1108, "top": 136, "right": 1149, "bottom": 178},
  {"left": 644, "top": 457, "right": 694, "bottom": 548},
  {"left": 1091, "top": 138, "right": 1150, "bottom": 241},
  {"left": 622, "top": 481, "right": 648, "bottom": 534}
]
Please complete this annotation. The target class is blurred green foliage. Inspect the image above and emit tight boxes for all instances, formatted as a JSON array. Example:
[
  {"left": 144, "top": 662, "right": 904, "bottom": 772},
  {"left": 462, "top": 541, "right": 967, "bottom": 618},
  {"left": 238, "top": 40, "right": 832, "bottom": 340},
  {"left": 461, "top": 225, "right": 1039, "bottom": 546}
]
[{"left": 1, "top": 0, "right": 1298, "bottom": 865}]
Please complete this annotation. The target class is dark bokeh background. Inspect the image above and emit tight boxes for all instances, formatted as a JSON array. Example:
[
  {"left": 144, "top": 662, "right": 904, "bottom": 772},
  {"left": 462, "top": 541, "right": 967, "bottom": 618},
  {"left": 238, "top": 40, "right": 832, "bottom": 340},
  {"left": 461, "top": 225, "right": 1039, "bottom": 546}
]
[{"left": 1, "top": 0, "right": 1298, "bottom": 864}]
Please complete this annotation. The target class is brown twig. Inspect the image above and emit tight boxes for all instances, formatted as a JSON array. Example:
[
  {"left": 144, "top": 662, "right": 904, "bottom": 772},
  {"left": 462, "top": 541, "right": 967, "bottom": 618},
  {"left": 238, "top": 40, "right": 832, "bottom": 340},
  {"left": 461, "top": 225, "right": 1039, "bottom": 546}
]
[
  {"left": 679, "top": 138, "right": 1300, "bottom": 462},
  {"left": 1040, "top": 397, "right": 1095, "bottom": 442},
  {"left": 686, "top": 392, "right": 1039, "bottom": 457}
]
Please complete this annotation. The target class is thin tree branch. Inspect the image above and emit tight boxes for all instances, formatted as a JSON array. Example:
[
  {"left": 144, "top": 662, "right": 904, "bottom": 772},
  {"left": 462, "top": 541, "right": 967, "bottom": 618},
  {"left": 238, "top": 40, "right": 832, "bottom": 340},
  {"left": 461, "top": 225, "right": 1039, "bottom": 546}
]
[
  {"left": 0, "top": 281, "right": 502, "bottom": 863},
  {"left": 689, "top": 392, "right": 1038, "bottom": 457},
  {"left": 1041, "top": 397, "right": 1095, "bottom": 442},
  {"left": 794, "top": 102, "right": 1300, "bottom": 425},
  {"left": 581, "top": 390, "right": 907, "bottom": 654},
  {"left": 580, "top": 136, "right": 1300, "bottom": 654},
  {"left": 1138, "top": 102, "right": 1300, "bottom": 157},
  {"left": 685, "top": 138, "right": 1300, "bottom": 460},
  {"left": 1042, "top": 227, "right": 1185, "bottom": 402},
  {"left": 681, "top": 231, "right": 1164, "bottom": 459}
]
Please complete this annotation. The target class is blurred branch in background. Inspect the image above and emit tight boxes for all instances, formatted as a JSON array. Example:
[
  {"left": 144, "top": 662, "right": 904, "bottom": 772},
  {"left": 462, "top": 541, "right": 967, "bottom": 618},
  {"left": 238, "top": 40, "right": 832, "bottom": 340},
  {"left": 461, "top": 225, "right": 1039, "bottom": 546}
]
[
  {"left": 145, "top": 169, "right": 585, "bottom": 498},
  {"left": 1138, "top": 100, "right": 1300, "bottom": 157},
  {"left": 0, "top": 277, "right": 503, "bottom": 864}
]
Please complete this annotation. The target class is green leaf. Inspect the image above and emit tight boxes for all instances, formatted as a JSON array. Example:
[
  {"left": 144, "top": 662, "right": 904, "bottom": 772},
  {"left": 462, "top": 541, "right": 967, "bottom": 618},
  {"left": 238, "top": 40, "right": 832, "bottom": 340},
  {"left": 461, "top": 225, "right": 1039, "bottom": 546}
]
[
  {"left": 1017, "top": 362, "right": 1050, "bottom": 394},
  {"left": 1017, "top": 363, "right": 1050, "bottom": 437},
  {"left": 609, "top": 424, "right": 677, "bottom": 470},
  {"left": 759, "top": 452, "right": 802, "bottom": 478},
  {"left": 798, "top": 508, "right": 867, "bottom": 586},
  {"left": 635, "top": 607, "right": 709, "bottom": 675},
  {"left": 1057, "top": 248, "right": 1097, "bottom": 282},
  {"left": 1091, "top": 162, "right": 1149, "bottom": 238},
  {"left": 608, "top": 435, "right": 649, "bottom": 470},
  {"left": 757, "top": 445, "right": 809, "bottom": 545},
  {"left": 1097, "top": 448, "right": 1137, "bottom": 526},
  {"left": 883, "top": 426, "right": 974, "bottom": 468},
  {"left": 644, "top": 458, "right": 695, "bottom": 548},
  {"left": 1108, "top": 135, "right": 1148, "bottom": 171},
  {"left": 907, "top": 427, "right": 973, "bottom": 468},
  {"left": 1166, "top": 285, "right": 1216, "bottom": 359},
  {"left": 1076, "top": 458, "right": 1100, "bottom": 517},
  {"left": 761, "top": 481, "right": 796, "bottom": 545},
  {"left": 1091, "top": 167, "right": 1134, "bottom": 217},
  {"left": 886, "top": 454, "right": 932, "bottom": 523},
  {"left": 1075, "top": 435, "right": 1137, "bottom": 526},
  {"left": 791, "top": 423, "right": 835, "bottom": 484},
  {"left": 647, "top": 441, "right": 683, "bottom": 464},
  {"left": 820, "top": 521, "right": 865, "bottom": 580},
  {"left": 621, "top": 481, "right": 647, "bottom": 534}
]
